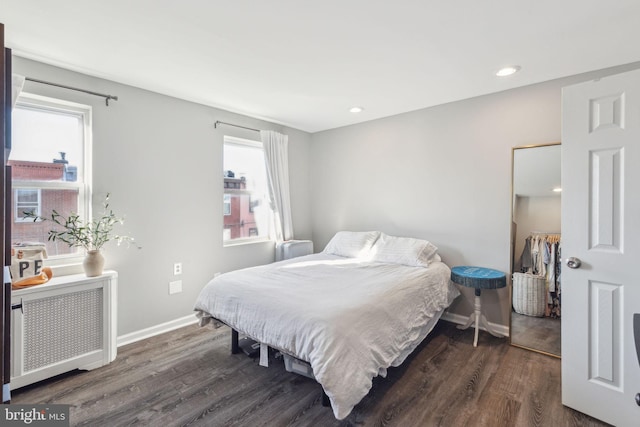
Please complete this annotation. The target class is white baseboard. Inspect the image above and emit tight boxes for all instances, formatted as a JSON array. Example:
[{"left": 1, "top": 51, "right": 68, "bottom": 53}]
[
  {"left": 117, "top": 313, "right": 199, "bottom": 347},
  {"left": 442, "top": 311, "right": 510, "bottom": 337},
  {"left": 116, "top": 311, "right": 509, "bottom": 348}
]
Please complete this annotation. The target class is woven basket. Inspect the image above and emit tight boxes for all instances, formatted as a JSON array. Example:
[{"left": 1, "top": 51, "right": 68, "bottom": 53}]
[{"left": 512, "top": 273, "right": 546, "bottom": 317}]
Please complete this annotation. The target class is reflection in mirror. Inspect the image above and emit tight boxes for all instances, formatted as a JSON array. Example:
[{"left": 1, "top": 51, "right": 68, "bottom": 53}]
[{"left": 510, "top": 143, "right": 561, "bottom": 357}]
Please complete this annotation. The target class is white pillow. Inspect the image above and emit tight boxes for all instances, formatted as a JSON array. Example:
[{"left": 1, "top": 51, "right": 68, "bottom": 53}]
[
  {"left": 370, "top": 233, "right": 438, "bottom": 267},
  {"left": 323, "top": 231, "right": 381, "bottom": 258}
]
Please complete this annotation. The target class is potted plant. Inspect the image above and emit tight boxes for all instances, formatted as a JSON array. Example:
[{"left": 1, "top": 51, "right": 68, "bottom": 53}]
[{"left": 26, "top": 194, "right": 138, "bottom": 277}]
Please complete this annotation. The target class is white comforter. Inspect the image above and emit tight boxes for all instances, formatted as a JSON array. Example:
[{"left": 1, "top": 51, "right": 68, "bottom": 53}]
[{"left": 194, "top": 253, "right": 459, "bottom": 419}]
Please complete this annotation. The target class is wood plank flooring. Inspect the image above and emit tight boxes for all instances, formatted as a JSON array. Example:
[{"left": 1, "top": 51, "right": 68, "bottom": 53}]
[
  {"left": 511, "top": 312, "right": 561, "bottom": 357},
  {"left": 12, "top": 321, "right": 610, "bottom": 426}
]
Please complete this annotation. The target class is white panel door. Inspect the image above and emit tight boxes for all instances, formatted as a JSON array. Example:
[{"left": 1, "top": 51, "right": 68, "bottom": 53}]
[{"left": 561, "top": 68, "right": 640, "bottom": 426}]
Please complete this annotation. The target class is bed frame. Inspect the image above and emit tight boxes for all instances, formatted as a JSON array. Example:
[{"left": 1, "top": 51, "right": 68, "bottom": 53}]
[{"left": 229, "top": 327, "right": 331, "bottom": 407}]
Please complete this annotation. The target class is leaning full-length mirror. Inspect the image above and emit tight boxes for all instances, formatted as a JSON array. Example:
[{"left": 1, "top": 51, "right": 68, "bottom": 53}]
[{"left": 510, "top": 143, "right": 561, "bottom": 357}]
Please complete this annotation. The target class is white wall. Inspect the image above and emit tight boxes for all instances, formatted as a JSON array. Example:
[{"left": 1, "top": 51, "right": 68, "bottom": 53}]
[
  {"left": 14, "top": 55, "right": 640, "bottom": 335},
  {"left": 12, "top": 57, "right": 312, "bottom": 336},
  {"left": 309, "top": 62, "right": 640, "bottom": 327}
]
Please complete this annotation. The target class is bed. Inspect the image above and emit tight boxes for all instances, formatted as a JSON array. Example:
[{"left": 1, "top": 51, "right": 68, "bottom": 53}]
[{"left": 194, "top": 231, "right": 460, "bottom": 420}]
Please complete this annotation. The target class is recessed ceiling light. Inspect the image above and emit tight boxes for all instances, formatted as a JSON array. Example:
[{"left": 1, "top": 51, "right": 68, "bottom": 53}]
[
  {"left": 496, "top": 65, "right": 521, "bottom": 77},
  {"left": 349, "top": 106, "right": 364, "bottom": 113},
  {"left": 553, "top": 187, "right": 562, "bottom": 192}
]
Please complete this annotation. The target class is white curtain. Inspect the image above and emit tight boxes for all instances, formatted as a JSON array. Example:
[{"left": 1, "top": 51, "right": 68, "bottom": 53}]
[
  {"left": 260, "top": 130, "right": 293, "bottom": 242},
  {"left": 12, "top": 74, "right": 25, "bottom": 108}
]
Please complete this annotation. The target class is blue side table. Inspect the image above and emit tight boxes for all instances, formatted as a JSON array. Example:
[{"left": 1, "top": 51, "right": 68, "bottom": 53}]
[{"left": 451, "top": 266, "right": 507, "bottom": 347}]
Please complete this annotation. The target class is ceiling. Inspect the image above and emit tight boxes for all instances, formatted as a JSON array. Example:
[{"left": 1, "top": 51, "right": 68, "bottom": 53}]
[{"left": 2, "top": 1, "right": 640, "bottom": 133}]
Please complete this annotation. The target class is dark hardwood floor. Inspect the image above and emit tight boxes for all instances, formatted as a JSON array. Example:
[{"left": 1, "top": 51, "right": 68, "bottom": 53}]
[
  {"left": 12, "top": 321, "right": 610, "bottom": 426},
  {"left": 511, "top": 312, "right": 561, "bottom": 357}
]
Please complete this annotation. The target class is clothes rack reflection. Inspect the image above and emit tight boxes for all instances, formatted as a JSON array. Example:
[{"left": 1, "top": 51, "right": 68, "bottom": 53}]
[{"left": 516, "top": 232, "right": 561, "bottom": 319}]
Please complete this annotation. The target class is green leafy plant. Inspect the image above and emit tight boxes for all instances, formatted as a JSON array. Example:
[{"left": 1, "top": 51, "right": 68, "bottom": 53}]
[{"left": 26, "top": 193, "right": 139, "bottom": 251}]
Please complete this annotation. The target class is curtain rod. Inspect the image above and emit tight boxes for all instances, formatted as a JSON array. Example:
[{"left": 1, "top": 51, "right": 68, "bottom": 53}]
[
  {"left": 25, "top": 77, "right": 118, "bottom": 106},
  {"left": 214, "top": 120, "right": 260, "bottom": 133}
]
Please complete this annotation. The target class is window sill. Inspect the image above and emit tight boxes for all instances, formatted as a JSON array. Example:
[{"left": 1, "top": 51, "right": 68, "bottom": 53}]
[
  {"left": 39, "top": 255, "right": 85, "bottom": 277},
  {"left": 223, "top": 237, "right": 273, "bottom": 248},
  {"left": 48, "top": 261, "right": 84, "bottom": 277}
]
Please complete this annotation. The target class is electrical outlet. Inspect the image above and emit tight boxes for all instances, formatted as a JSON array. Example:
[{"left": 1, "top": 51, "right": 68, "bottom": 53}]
[
  {"left": 173, "top": 262, "right": 182, "bottom": 275},
  {"left": 169, "top": 280, "right": 182, "bottom": 294}
]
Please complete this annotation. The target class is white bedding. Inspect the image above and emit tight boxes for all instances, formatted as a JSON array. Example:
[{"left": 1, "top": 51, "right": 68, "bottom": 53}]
[{"left": 194, "top": 253, "right": 459, "bottom": 419}]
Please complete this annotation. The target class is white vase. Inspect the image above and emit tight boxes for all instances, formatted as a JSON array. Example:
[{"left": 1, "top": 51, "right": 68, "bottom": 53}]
[{"left": 83, "top": 250, "right": 105, "bottom": 277}]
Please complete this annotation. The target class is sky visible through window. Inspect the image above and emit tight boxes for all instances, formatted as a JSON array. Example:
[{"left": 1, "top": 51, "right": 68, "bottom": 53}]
[
  {"left": 10, "top": 106, "right": 82, "bottom": 168},
  {"left": 223, "top": 142, "right": 266, "bottom": 190}
]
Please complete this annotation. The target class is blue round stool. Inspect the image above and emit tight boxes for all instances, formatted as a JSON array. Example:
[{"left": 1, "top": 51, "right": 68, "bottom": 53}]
[{"left": 451, "top": 266, "right": 507, "bottom": 347}]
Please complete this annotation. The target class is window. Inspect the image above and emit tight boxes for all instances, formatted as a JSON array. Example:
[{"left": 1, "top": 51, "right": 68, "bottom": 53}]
[
  {"left": 223, "top": 194, "right": 231, "bottom": 216},
  {"left": 14, "top": 189, "right": 41, "bottom": 222},
  {"left": 223, "top": 136, "right": 270, "bottom": 244},
  {"left": 10, "top": 93, "right": 91, "bottom": 258}
]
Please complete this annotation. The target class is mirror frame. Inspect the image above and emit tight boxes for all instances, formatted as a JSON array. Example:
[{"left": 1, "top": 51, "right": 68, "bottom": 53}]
[{"left": 509, "top": 141, "right": 561, "bottom": 358}]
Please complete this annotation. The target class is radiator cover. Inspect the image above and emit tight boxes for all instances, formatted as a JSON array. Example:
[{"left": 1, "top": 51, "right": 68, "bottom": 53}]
[
  {"left": 275, "top": 240, "right": 313, "bottom": 261},
  {"left": 11, "top": 271, "right": 117, "bottom": 389}
]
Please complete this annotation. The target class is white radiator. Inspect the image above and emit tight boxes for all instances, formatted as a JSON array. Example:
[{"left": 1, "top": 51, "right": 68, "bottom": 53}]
[
  {"left": 276, "top": 240, "right": 314, "bottom": 261},
  {"left": 11, "top": 271, "right": 117, "bottom": 390}
]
